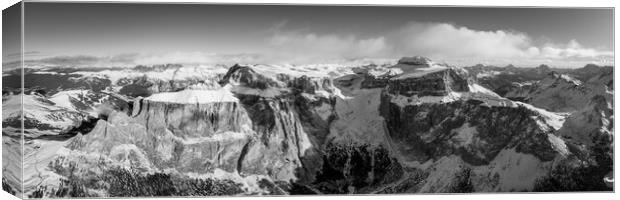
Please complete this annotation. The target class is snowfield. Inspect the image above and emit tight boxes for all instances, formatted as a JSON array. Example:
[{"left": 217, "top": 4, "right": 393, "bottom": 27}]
[{"left": 145, "top": 85, "right": 239, "bottom": 104}]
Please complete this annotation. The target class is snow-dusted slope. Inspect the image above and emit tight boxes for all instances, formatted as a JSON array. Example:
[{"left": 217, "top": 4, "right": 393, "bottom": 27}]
[
  {"left": 3, "top": 94, "right": 88, "bottom": 134},
  {"left": 70, "top": 65, "right": 229, "bottom": 85},
  {"left": 504, "top": 71, "right": 609, "bottom": 113}
]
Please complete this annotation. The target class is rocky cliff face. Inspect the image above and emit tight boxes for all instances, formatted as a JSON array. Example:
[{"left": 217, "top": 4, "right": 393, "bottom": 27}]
[
  {"left": 53, "top": 63, "right": 340, "bottom": 195},
  {"left": 387, "top": 69, "right": 469, "bottom": 97},
  {"left": 380, "top": 98, "right": 559, "bottom": 165},
  {"left": 68, "top": 91, "right": 318, "bottom": 186},
  {"left": 359, "top": 56, "right": 470, "bottom": 97},
  {"left": 532, "top": 93, "right": 614, "bottom": 191},
  {"left": 306, "top": 57, "right": 571, "bottom": 193},
  {"left": 472, "top": 65, "right": 614, "bottom": 191}
]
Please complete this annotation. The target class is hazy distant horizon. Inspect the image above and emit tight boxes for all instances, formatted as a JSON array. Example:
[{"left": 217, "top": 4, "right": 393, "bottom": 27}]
[
  {"left": 2, "top": 54, "right": 613, "bottom": 71},
  {"left": 3, "top": 2, "right": 614, "bottom": 68}
]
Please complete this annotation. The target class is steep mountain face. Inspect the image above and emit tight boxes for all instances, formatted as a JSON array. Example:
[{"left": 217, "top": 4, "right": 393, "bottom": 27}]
[
  {"left": 380, "top": 99, "right": 559, "bottom": 165},
  {"left": 295, "top": 57, "right": 569, "bottom": 193},
  {"left": 2, "top": 128, "right": 22, "bottom": 197},
  {"left": 467, "top": 64, "right": 560, "bottom": 97},
  {"left": 503, "top": 72, "right": 605, "bottom": 112},
  {"left": 65, "top": 90, "right": 316, "bottom": 192},
  {"left": 586, "top": 69, "right": 614, "bottom": 91},
  {"left": 2, "top": 57, "right": 613, "bottom": 197},
  {"left": 532, "top": 93, "right": 614, "bottom": 191},
  {"left": 466, "top": 63, "right": 614, "bottom": 192},
  {"left": 45, "top": 63, "right": 341, "bottom": 196},
  {"left": 387, "top": 69, "right": 469, "bottom": 97},
  {"left": 559, "top": 95, "right": 613, "bottom": 147},
  {"left": 571, "top": 64, "right": 614, "bottom": 83},
  {"left": 467, "top": 63, "right": 613, "bottom": 98}
]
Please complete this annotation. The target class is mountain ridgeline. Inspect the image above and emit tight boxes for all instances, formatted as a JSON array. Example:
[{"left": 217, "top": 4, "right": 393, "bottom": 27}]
[{"left": 2, "top": 56, "right": 613, "bottom": 197}]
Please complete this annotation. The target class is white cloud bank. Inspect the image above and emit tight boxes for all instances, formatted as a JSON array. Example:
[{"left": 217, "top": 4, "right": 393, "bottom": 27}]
[
  {"left": 15, "top": 22, "right": 612, "bottom": 68},
  {"left": 392, "top": 22, "right": 537, "bottom": 59},
  {"left": 264, "top": 22, "right": 613, "bottom": 67}
]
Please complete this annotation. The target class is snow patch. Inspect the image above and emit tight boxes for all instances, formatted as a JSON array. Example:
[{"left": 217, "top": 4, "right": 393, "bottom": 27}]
[
  {"left": 475, "top": 71, "right": 500, "bottom": 78},
  {"left": 389, "top": 83, "right": 516, "bottom": 108},
  {"left": 328, "top": 88, "right": 387, "bottom": 145},
  {"left": 22, "top": 139, "right": 70, "bottom": 197},
  {"left": 48, "top": 90, "right": 88, "bottom": 111},
  {"left": 517, "top": 102, "right": 566, "bottom": 131},
  {"left": 109, "top": 144, "right": 153, "bottom": 170},
  {"left": 472, "top": 148, "right": 548, "bottom": 192},
  {"left": 71, "top": 65, "right": 228, "bottom": 85},
  {"left": 451, "top": 123, "right": 477, "bottom": 147},
  {"left": 184, "top": 168, "right": 272, "bottom": 194},
  {"left": 229, "top": 85, "right": 286, "bottom": 98},
  {"left": 3, "top": 94, "right": 85, "bottom": 130},
  {"left": 392, "top": 65, "right": 448, "bottom": 80},
  {"left": 389, "top": 92, "right": 463, "bottom": 107},
  {"left": 145, "top": 86, "right": 238, "bottom": 104},
  {"left": 32, "top": 71, "right": 66, "bottom": 75},
  {"left": 468, "top": 84, "right": 501, "bottom": 98},
  {"left": 314, "top": 102, "right": 333, "bottom": 121},
  {"left": 419, "top": 156, "right": 465, "bottom": 192},
  {"left": 175, "top": 131, "right": 250, "bottom": 145},
  {"left": 546, "top": 134, "right": 570, "bottom": 156},
  {"left": 557, "top": 74, "right": 582, "bottom": 85}
]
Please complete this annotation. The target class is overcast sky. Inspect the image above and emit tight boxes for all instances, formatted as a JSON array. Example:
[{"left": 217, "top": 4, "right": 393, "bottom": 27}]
[{"left": 5, "top": 2, "right": 615, "bottom": 67}]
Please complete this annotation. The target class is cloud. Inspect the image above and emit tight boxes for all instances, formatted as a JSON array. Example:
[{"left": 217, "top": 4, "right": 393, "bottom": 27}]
[
  {"left": 539, "top": 39, "right": 613, "bottom": 59},
  {"left": 389, "top": 22, "right": 537, "bottom": 59},
  {"left": 261, "top": 22, "right": 613, "bottom": 67},
  {"left": 130, "top": 52, "right": 262, "bottom": 65},
  {"left": 16, "top": 22, "right": 613, "bottom": 68},
  {"left": 264, "top": 28, "right": 389, "bottom": 63},
  {"left": 14, "top": 52, "right": 264, "bottom": 68}
]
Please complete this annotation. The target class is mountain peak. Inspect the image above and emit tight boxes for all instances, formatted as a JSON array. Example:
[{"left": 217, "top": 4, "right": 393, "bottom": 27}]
[
  {"left": 397, "top": 56, "right": 433, "bottom": 66},
  {"left": 537, "top": 64, "right": 551, "bottom": 70},
  {"left": 547, "top": 71, "right": 582, "bottom": 85},
  {"left": 583, "top": 63, "right": 600, "bottom": 70},
  {"left": 504, "top": 64, "right": 516, "bottom": 69}
]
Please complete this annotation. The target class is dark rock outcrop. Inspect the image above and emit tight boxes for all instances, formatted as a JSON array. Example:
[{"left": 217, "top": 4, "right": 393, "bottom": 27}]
[
  {"left": 387, "top": 69, "right": 470, "bottom": 97},
  {"left": 379, "top": 95, "right": 558, "bottom": 165}
]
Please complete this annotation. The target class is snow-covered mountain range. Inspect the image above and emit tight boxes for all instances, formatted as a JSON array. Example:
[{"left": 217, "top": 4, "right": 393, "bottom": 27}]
[{"left": 2, "top": 56, "right": 614, "bottom": 197}]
